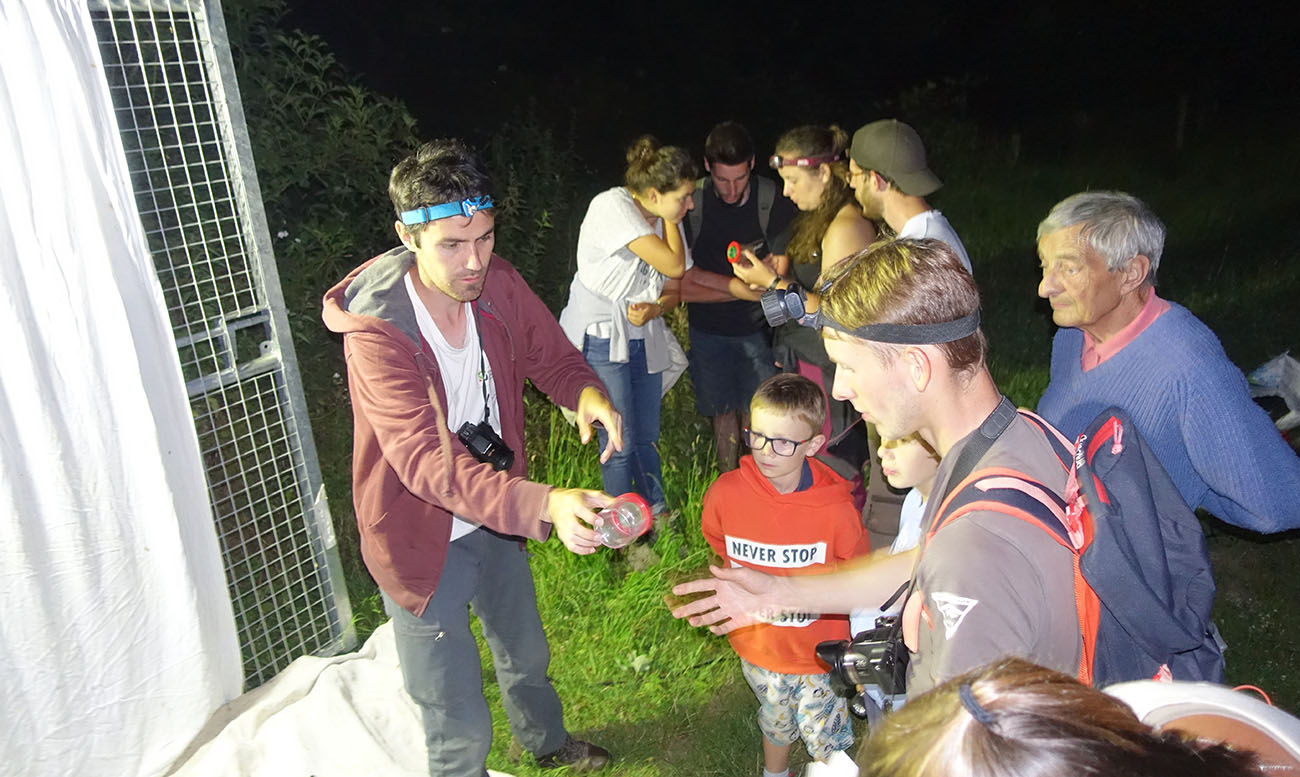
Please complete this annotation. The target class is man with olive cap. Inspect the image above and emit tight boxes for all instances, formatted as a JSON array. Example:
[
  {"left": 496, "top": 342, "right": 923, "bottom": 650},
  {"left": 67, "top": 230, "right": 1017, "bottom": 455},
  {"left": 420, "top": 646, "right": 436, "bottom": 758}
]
[
  {"left": 848, "top": 119, "right": 971, "bottom": 273},
  {"left": 847, "top": 119, "right": 973, "bottom": 547}
]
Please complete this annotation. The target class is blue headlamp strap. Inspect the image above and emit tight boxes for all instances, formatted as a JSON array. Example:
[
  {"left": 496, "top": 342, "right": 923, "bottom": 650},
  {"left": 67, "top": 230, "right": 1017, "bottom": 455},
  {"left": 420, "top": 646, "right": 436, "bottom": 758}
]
[
  {"left": 819, "top": 310, "right": 980, "bottom": 344},
  {"left": 400, "top": 195, "right": 494, "bottom": 226}
]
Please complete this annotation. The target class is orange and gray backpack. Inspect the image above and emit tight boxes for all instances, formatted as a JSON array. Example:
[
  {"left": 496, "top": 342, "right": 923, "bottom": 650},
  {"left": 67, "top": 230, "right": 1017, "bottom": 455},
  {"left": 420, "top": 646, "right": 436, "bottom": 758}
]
[{"left": 930, "top": 405, "right": 1224, "bottom": 686}]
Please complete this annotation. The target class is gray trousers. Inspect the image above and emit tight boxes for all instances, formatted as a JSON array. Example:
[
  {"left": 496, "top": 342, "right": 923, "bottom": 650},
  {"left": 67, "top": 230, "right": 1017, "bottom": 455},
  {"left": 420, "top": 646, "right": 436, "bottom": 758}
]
[{"left": 384, "top": 529, "right": 567, "bottom": 777}]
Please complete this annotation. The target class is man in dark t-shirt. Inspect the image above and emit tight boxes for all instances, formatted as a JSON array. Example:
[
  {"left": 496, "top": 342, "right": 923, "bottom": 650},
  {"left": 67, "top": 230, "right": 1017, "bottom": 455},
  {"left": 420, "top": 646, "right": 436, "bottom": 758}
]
[{"left": 669, "top": 121, "right": 795, "bottom": 472}]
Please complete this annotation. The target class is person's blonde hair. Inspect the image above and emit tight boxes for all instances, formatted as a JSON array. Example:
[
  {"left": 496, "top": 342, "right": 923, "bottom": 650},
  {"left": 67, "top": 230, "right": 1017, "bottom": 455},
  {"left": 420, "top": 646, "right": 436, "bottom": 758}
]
[
  {"left": 821, "top": 238, "right": 986, "bottom": 373},
  {"left": 858, "top": 658, "right": 1258, "bottom": 777},
  {"left": 750, "top": 373, "right": 827, "bottom": 435},
  {"left": 883, "top": 432, "right": 939, "bottom": 462}
]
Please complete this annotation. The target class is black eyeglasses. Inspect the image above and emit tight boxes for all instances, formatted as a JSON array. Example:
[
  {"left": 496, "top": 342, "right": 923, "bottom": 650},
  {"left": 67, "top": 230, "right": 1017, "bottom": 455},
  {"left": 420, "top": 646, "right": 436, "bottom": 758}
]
[{"left": 743, "top": 428, "right": 813, "bottom": 457}]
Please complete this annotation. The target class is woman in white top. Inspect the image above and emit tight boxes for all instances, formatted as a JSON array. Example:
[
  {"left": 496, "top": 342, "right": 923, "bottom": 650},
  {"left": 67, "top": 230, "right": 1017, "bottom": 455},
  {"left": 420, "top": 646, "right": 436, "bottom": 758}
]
[
  {"left": 730, "top": 125, "right": 877, "bottom": 504},
  {"left": 559, "top": 136, "right": 696, "bottom": 515}
]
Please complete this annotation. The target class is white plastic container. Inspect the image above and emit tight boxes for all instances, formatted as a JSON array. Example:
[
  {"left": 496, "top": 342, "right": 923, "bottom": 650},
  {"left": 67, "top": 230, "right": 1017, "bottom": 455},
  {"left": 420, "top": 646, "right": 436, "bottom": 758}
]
[{"left": 595, "top": 493, "right": 652, "bottom": 548}]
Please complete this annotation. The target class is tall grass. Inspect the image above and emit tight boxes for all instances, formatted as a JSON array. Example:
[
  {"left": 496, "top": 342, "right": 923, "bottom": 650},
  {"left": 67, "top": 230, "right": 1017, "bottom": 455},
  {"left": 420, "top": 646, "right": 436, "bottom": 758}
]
[{"left": 489, "top": 328, "right": 771, "bottom": 774}]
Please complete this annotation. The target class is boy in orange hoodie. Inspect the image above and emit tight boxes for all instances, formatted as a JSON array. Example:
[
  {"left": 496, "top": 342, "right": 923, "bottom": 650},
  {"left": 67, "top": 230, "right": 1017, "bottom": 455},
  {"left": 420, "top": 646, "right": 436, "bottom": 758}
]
[{"left": 702, "top": 373, "right": 868, "bottom": 777}]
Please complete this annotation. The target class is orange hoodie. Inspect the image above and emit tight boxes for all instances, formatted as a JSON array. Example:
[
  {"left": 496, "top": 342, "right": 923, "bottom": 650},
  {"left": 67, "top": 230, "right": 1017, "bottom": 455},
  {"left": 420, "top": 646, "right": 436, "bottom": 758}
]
[{"left": 702, "top": 455, "right": 869, "bottom": 674}]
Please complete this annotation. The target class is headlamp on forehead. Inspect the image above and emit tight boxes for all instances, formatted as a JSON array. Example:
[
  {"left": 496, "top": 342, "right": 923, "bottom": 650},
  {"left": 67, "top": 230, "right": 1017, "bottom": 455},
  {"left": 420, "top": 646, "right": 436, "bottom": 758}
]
[
  {"left": 399, "top": 195, "right": 494, "bottom": 226},
  {"left": 768, "top": 152, "right": 844, "bottom": 170},
  {"left": 760, "top": 281, "right": 980, "bottom": 344}
]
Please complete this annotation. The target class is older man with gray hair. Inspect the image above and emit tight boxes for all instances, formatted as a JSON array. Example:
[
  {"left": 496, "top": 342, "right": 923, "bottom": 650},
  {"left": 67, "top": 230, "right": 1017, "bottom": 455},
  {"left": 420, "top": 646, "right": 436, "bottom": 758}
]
[{"left": 1036, "top": 190, "right": 1300, "bottom": 533}]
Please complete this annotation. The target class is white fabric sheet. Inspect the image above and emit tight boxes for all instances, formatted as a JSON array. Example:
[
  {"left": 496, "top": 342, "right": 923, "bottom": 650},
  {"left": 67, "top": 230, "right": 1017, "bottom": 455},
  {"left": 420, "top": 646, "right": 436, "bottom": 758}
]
[
  {"left": 169, "top": 621, "right": 514, "bottom": 777},
  {"left": 1, "top": 2, "right": 243, "bottom": 777}
]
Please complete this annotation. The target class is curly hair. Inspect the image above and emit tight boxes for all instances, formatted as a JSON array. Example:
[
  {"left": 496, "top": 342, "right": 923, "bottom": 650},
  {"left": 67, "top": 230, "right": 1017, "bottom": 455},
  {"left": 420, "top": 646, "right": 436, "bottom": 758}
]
[{"left": 775, "top": 124, "right": 855, "bottom": 265}]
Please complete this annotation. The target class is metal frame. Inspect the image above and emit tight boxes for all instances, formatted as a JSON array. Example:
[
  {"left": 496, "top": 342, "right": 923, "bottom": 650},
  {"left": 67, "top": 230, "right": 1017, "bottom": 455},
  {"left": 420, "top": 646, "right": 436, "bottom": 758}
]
[{"left": 87, "top": 0, "right": 354, "bottom": 689}]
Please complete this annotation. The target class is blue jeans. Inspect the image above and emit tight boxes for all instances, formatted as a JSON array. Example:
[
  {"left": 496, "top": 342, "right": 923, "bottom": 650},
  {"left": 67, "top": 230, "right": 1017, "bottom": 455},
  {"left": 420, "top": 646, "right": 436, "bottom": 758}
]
[
  {"left": 384, "top": 529, "right": 567, "bottom": 777},
  {"left": 687, "top": 327, "right": 777, "bottom": 416},
  {"left": 582, "top": 336, "right": 666, "bottom": 510}
]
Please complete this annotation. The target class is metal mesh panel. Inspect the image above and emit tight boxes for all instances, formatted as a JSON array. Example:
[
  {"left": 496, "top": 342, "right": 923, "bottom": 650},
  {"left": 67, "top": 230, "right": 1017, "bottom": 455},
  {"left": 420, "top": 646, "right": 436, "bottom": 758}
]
[{"left": 88, "top": 0, "right": 353, "bottom": 689}]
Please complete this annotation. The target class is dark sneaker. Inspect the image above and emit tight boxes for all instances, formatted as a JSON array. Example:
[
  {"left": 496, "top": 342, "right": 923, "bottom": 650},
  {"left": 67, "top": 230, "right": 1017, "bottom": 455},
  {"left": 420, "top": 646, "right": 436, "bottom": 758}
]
[{"left": 535, "top": 735, "right": 611, "bottom": 771}]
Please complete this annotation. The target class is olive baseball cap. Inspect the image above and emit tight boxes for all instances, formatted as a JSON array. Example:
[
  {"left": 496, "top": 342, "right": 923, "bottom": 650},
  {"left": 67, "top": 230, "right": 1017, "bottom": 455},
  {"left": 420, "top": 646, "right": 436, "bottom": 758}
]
[{"left": 850, "top": 119, "right": 942, "bottom": 197}]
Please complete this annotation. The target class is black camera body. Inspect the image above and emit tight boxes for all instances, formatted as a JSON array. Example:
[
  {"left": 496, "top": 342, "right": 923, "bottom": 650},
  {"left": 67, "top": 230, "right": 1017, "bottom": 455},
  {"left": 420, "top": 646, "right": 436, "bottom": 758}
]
[
  {"left": 457, "top": 419, "right": 514, "bottom": 471},
  {"left": 816, "top": 615, "right": 909, "bottom": 717}
]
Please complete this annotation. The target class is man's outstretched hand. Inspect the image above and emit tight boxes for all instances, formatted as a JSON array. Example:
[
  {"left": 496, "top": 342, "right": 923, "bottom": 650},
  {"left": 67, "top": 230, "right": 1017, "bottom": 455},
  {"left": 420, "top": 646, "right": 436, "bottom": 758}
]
[
  {"left": 547, "top": 487, "right": 612, "bottom": 555},
  {"left": 669, "top": 565, "right": 785, "bottom": 634},
  {"left": 575, "top": 386, "right": 623, "bottom": 463}
]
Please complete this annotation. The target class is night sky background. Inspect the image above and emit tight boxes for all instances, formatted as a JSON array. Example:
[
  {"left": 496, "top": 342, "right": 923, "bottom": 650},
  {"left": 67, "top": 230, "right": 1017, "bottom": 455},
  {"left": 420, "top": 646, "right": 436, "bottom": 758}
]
[{"left": 284, "top": 0, "right": 1297, "bottom": 175}]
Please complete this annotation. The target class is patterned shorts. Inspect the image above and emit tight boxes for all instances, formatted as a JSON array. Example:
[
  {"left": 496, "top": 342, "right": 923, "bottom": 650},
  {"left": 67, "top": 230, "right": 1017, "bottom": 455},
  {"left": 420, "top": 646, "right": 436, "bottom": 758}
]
[{"left": 740, "top": 658, "right": 854, "bottom": 761}]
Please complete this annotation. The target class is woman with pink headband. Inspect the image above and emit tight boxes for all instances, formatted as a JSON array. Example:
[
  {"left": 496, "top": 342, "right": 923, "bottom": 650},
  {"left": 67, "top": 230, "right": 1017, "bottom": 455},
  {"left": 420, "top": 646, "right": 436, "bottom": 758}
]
[{"left": 732, "top": 124, "right": 876, "bottom": 505}]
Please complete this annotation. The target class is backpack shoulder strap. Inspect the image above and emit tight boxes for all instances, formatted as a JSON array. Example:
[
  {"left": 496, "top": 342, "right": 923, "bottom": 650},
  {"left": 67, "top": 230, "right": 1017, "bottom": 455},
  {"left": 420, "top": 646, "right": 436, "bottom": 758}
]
[
  {"left": 1017, "top": 408, "right": 1075, "bottom": 472},
  {"left": 928, "top": 466, "right": 1096, "bottom": 685},
  {"left": 756, "top": 176, "right": 776, "bottom": 238},
  {"left": 688, "top": 177, "right": 706, "bottom": 243},
  {"left": 929, "top": 466, "right": 1072, "bottom": 547}
]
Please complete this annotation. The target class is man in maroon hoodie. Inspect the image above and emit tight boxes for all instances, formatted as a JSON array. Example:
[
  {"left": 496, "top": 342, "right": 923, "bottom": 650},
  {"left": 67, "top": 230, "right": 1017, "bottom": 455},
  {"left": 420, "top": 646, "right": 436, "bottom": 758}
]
[{"left": 322, "top": 139, "right": 621, "bottom": 775}]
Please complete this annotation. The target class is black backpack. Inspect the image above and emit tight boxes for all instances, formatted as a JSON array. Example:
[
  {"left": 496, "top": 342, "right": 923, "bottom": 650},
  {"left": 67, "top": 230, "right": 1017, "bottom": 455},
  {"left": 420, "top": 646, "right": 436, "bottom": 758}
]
[
  {"left": 687, "top": 175, "right": 777, "bottom": 247},
  {"left": 931, "top": 406, "right": 1224, "bottom": 687}
]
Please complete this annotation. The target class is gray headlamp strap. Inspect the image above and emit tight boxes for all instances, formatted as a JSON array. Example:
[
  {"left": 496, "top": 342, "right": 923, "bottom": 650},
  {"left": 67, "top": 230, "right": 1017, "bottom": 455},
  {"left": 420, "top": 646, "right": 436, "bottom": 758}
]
[{"left": 821, "top": 310, "right": 980, "bottom": 344}]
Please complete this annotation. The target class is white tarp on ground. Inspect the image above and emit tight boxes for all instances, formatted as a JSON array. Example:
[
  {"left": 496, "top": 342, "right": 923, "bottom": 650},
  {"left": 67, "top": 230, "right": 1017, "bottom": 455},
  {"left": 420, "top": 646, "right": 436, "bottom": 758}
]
[
  {"left": 0, "top": 2, "right": 243, "bottom": 777},
  {"left": 169, "top": 621, "right": 513, "bottom": 777}
]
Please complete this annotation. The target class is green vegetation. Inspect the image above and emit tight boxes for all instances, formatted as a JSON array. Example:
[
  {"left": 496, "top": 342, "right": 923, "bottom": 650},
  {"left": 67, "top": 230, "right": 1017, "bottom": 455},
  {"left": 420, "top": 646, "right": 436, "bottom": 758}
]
[{"left": 226, "top": 2, "right": 1300, "bottom": 773}]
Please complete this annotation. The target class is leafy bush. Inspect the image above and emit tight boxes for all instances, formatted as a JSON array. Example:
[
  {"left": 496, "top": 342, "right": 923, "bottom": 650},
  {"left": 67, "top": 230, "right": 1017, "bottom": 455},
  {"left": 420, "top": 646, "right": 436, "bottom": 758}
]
[
  {"left": 224, "top": 0, "right": 419, "bottom": 613},
  {"left": 485, "top": 109, "right": 590, "bottom": 312}
]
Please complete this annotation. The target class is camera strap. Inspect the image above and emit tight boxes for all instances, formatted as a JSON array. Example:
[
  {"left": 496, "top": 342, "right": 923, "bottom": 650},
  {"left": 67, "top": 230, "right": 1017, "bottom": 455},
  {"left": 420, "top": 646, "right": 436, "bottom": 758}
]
[
  {"left": 939, "top": 395, "right": 1018, "bottom": 503},
  {"left": 859, "top": 396, "right": 1017, "bottom": 702},
  {"left": 471, "top": 304, "right": 491, "bottom": 426}
]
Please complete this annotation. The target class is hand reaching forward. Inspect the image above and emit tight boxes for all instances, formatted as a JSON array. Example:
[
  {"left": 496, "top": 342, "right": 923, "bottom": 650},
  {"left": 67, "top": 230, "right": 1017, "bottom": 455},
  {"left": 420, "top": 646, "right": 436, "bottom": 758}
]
[
  {"left": 575, "top": 385, "right": 623, "bottom": 463},
  {"left": 547, "top": 487, "right": 613, "bottom": 555},
  {"left": 669, "top": 565, "right": 787, "bottom": 634},
  {"left": 731, "top": 249, "right": 779, "bottom": 290}
]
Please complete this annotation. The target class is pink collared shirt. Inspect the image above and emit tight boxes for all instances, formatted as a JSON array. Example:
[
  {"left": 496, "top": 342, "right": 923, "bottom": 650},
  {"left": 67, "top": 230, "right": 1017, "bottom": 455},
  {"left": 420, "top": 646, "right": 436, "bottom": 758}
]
[{"left": 1081, "top": 287, "right": 1171, "bottom": 371}]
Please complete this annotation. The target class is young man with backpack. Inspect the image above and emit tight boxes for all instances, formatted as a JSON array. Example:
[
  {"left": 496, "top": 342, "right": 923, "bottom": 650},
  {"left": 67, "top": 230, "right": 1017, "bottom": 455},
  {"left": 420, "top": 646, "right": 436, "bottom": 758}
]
[
  {"left": 671, "top": 238, "right": 1082, "bottom": 698},
  {"left": 667, "top": 121, "right": 796, "bottom": 472}
]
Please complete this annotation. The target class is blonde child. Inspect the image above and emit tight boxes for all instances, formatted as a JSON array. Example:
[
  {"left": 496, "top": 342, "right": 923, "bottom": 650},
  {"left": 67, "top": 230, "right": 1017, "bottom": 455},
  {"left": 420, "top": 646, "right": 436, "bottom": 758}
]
[
  {"left": 701, "top": 373, "right": 868, "bottom": 777},
  {"left": 849, "top": 433, "right": 941, "bottom": 637}
]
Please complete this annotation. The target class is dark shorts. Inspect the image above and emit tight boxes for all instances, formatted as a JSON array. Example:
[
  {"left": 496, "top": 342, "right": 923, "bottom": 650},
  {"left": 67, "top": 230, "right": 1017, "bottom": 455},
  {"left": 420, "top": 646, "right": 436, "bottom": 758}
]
[{"left": 687, "top": 328, "right": 777, "bottom": 416}]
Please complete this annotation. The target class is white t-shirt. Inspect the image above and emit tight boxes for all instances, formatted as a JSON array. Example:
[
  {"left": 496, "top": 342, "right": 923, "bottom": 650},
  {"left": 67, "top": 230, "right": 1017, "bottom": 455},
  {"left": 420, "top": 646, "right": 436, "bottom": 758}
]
[
  {"left": 405, "top": 273, "right": 502, "bottom": 541},
  {"left": 569, "top": 186, "right": 691, "bottom": 340},
  {"left": 849, "top": 488, "right": 926, "bottom": 636},
  {"left": 898, "top": 210, "right": 972, "bottom": 274}
]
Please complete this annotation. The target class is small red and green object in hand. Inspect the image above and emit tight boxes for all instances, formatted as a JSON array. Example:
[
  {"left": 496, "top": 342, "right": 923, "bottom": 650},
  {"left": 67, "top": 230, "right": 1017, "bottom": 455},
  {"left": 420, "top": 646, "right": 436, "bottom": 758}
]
[{"left": 727, "top": 241, "right": 741, "bottom": 263}]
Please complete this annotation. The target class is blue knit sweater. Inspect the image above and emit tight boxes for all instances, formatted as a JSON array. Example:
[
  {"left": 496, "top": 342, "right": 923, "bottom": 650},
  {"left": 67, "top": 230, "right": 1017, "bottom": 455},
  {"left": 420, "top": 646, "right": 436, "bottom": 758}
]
[{"left": 1038, "top": 302, "right": 1300, "bottom": 534}]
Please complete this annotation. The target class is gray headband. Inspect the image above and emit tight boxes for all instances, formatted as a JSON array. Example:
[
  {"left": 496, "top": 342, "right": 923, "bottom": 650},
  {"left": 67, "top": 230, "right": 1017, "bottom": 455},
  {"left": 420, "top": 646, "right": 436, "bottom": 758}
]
[{"left": 820, "top": 310, "right": 980, "bottom": 344}]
